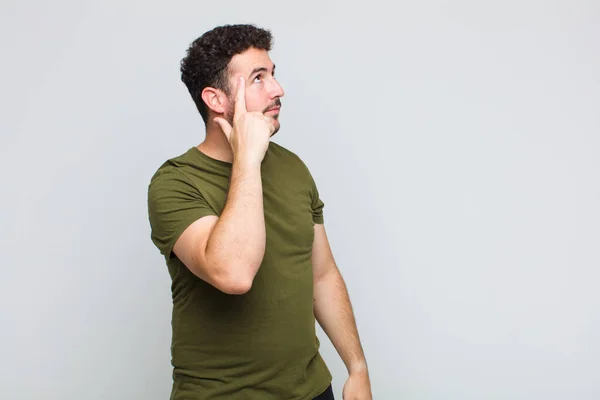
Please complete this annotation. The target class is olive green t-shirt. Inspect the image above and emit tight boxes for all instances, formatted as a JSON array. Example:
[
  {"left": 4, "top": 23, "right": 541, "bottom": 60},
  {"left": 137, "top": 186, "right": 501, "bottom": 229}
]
[{"left": 147, "top": 141, "right": 332, "bottom": 400}]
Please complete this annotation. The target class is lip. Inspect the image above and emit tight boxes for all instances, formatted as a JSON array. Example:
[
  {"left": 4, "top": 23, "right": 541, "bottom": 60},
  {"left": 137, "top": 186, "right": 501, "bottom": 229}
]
[{"left": 266, "top": 106, "right": 280, "bottom": 113}]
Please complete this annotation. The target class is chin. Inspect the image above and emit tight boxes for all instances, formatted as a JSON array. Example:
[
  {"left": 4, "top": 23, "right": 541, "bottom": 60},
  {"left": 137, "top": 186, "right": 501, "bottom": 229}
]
[{"left": 270, "top": 122, "right": 280, "bottom": 136}]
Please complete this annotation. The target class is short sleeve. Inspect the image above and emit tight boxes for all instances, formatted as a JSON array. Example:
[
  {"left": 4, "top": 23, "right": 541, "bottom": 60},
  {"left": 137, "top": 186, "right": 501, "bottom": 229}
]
[
  {"left": 289, "top": 149, "right": 326, "bottom": 225},
  {"left": 147, "top": 167, "right": 217, "bottom": 258},
  {"left": 309, "top": 171, "right": 325, "bottom": 224}
]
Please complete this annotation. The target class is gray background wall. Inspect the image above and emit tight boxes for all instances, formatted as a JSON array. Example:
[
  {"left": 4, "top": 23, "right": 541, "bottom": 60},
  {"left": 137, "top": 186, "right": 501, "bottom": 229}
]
[{"left": 1, "top": 1, "right": 599, "bottom": 399}]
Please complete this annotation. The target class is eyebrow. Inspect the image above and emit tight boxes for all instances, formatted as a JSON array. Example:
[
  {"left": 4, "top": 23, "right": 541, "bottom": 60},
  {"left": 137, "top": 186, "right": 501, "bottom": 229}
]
[{"left": 248, "top": 64, "right": 276, "bottom": 79}]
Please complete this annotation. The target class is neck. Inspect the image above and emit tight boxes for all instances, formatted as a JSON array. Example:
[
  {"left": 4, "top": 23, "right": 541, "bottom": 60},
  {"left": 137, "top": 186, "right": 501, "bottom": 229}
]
[{"left": 197, "top": 119, "right": 234, "bottom": 163}]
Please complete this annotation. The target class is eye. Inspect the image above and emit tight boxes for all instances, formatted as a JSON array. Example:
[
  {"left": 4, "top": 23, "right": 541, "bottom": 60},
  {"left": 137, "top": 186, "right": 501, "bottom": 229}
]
[{"left": 253, "top": 75, "right": 263, "bottom": 83}]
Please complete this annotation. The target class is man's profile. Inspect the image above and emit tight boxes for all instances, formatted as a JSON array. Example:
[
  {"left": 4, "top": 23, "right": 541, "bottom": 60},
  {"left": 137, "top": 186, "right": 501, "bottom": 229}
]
[{"left": 147, "top": 24, "right": 372, "bottom": 400}]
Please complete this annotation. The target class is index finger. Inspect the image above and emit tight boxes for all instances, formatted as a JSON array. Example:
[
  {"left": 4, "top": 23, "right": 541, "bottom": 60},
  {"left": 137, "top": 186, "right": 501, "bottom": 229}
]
[{"left": 234, "top": 76, "right": 247, "bottom": 115}]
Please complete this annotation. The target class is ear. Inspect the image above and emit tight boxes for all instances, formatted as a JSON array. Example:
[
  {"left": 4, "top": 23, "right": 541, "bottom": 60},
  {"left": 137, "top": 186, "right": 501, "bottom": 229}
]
[{"left": 201, "top": 87, "right": 227, "bottom": 115}]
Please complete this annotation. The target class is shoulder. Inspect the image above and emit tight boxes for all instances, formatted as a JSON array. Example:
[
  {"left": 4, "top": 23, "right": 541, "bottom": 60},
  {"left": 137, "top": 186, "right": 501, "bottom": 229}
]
[
  {"left": 148, "top": 148, "right": 198, "bottom": 195},
  {"left": 267, "top": 142, "right": 322, "bottom": 196},
  {"left": 268, "top": 141, "right": 298, "bottom": 158},
  {"left": 268, "top": 141, "right": 310, "bottom": 171}
]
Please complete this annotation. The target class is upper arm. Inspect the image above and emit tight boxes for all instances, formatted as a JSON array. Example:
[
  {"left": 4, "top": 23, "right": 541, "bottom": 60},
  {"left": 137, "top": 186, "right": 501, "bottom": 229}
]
[
  {"left": 147, "top": 167, "right": 218, "bottom": 272},
  {"left": 312, "top": 223, "right": 338, "bottom": 283},
  {"left": 302, "top": 157, "right": 332, "bottom": 282},
  {"left": 172, "top": 215, "right": 220, "bottom": 283},
  {"left": 148, "top": 167, "right": 248, "bottom": 293}
]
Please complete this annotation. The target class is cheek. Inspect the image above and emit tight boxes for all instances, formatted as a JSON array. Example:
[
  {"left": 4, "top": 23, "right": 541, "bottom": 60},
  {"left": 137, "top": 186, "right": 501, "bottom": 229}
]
[{"left": 244, "top": 88, "right": 267, "bottom": 112}]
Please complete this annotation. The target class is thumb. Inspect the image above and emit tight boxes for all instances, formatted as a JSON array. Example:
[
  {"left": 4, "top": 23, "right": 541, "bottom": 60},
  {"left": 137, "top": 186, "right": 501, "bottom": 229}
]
[{"left": 213, "top": 117, "right": 232, "bottom": 140}]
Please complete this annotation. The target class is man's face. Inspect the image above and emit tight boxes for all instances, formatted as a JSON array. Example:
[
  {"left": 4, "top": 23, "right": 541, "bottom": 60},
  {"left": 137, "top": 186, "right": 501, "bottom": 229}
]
[{"left": 224, "top": 47, "right": 285, "bottom": 135}]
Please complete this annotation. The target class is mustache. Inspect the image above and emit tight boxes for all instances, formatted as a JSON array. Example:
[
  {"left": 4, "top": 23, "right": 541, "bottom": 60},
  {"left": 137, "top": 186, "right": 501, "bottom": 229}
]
[{"left": 263, "top": 99, "right": 282, "bottom": 112}]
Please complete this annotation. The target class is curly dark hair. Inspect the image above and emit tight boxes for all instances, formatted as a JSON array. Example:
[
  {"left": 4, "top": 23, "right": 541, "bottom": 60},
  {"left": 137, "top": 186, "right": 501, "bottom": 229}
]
[{"left": 180, "top": 24, "right": 273, "bottom": 123}]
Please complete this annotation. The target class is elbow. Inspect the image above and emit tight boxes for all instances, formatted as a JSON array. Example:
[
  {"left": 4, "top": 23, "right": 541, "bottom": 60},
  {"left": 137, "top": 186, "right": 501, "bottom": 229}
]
[
  {"left": 214, "top": 264, "right": 257, "bottom": 295},
  {"left": 220, "top": 278, "right": 253, "bottom": 295}
]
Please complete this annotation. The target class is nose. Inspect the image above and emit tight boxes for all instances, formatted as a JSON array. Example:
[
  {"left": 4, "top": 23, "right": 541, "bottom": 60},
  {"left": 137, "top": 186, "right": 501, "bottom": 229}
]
[{"left": 269, "top": 79, "right": 285, "bottom": 99}]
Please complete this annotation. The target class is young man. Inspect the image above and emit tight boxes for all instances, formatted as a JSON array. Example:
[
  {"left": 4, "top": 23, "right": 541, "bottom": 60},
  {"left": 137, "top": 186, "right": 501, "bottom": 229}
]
[{"left": 147, "top": 24, "right": 372, "bottom": 400}]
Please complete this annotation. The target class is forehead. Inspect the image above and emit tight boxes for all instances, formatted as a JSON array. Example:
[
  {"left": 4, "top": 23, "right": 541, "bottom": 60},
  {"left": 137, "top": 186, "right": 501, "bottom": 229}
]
[{"left": 228, "top": 47, "right": 274, "bottom": 76}]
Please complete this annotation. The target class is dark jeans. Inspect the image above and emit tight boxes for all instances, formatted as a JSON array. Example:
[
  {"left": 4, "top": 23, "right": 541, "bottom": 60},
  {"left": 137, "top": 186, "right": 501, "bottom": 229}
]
[{"left": 313, "top": 384, "right": 334, "bottom": 400}]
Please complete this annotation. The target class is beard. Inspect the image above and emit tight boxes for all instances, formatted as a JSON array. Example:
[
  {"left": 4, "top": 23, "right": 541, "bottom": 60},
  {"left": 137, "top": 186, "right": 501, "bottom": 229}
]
[{"left": 225, "top": 97, "right": 281, "bottom": 136}]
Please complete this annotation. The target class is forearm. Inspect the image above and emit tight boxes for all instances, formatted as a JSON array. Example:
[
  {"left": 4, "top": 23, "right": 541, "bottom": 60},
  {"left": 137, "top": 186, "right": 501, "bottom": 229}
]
[
  {"left": 206, "top": 158, "right": 265, "bottom": 283},
  {"left": 313, "top": 268, "right": 368, "bottom": 374}
]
